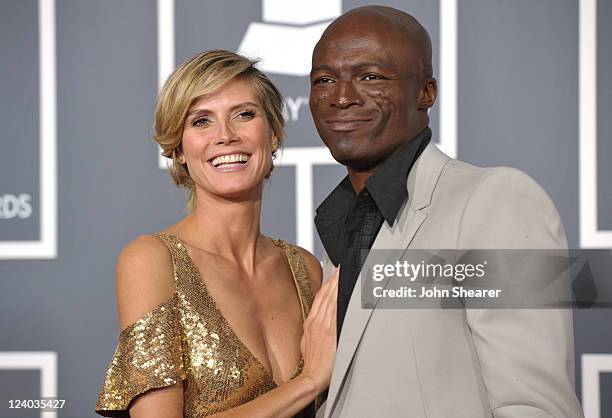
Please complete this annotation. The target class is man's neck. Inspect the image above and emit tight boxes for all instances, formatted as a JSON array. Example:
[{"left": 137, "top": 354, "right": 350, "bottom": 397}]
[
  {"left": 346, "top": 124, "right": 430, "bottom": 194},
  {"left": 347, "top": 167, "right": 375, "bottom": 194}
]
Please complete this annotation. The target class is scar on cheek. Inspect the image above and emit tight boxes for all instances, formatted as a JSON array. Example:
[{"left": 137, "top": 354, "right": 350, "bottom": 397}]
[{"left": 366, "top": 90, "right": 386, "bottom": 98}]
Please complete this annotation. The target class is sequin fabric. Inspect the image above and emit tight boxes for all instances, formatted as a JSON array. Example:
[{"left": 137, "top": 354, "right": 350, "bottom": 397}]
[{"left": 95, "top": 233, "right": 314, "bottom": 417}]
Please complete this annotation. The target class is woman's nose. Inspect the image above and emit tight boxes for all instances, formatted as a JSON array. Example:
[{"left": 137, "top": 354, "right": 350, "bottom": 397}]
[{"left": 214, "top": 121, "right": 240, "bottom": 145}]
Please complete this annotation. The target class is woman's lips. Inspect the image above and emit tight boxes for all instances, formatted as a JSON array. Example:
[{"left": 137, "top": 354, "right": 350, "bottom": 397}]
[{"left": 208, "top": 158, "right": 250, "bottom": 173}]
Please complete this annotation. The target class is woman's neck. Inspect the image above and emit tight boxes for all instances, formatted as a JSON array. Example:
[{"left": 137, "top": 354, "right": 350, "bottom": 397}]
[{"left": 179, "top": 185, "right": 264, "bottom": 274}]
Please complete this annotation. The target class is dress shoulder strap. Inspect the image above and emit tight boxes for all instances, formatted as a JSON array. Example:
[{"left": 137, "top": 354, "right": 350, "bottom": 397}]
[
  {"left": 152, "top": 232, "right": 199, "bottom": 289},
  {"left": 273, "top": 239, "right": 315, "bottom": 319}
]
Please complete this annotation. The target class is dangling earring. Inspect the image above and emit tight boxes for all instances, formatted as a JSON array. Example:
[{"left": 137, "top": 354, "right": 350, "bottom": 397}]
[{"left": 271, "top": 136, "right": 279, "bottom": 153}]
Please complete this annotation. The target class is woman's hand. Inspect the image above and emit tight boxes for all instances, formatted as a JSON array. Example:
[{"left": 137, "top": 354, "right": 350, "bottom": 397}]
[{"left": 300, "top": 268, "right": 339, "bottom": 393}]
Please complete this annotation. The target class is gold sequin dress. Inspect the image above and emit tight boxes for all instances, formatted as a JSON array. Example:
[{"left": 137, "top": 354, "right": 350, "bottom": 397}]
[{"left": 95, "top": 233, "right": 315, "bottom": 417}]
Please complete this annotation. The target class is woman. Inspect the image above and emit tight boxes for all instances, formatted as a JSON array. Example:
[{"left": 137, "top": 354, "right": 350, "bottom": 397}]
[{"left": 95, "top": 50, "right": 338, "bottom": 418}]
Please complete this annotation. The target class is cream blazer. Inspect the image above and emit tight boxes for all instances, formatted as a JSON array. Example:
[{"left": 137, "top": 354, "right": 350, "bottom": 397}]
[{"left": 317, "top": 143, "right": 584, "bottom": 418}]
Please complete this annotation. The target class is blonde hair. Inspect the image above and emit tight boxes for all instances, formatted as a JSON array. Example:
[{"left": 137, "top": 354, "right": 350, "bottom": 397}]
[{"left": 153, "top": 49, "right": 286, "bottom": 211}]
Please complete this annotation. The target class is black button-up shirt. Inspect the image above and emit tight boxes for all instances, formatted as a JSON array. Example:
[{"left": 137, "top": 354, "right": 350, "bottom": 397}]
[{"left": 315, "top": 127, "right": 431, "bottom": 339}]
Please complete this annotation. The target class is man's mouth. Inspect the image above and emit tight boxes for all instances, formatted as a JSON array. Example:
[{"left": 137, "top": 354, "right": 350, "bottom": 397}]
[
  {"left": 208, "top": 153, "right": 251, "bottom": 168},
  {"left": 326, "top": 118, "right": 372, "bottom": 132}
]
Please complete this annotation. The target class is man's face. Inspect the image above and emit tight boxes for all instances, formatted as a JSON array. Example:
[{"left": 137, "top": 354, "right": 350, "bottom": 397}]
[{"left": 309, "top": 21, "right": 432, "bottom": 172}]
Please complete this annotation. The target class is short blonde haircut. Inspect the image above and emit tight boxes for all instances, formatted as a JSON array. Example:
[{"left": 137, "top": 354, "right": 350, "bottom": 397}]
[{"left": 153, "top": 49, "right": 286, "bottom": 211}]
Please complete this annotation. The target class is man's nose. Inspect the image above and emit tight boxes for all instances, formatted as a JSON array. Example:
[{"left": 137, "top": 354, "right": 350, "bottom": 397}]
[
  {"left": 214, "top": 120, "right": 239, "bottom": 145},
  {"left": 331, "top": 80, "right": 363, "bottom": 109}
]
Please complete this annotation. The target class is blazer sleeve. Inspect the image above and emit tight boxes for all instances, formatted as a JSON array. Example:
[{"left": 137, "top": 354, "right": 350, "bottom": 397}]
[
  {"left": 456, "top": 167, "right": 584, "bottom": 418},
  {"left": 95, "top": 293, "right": 186, "bottom": 417}
]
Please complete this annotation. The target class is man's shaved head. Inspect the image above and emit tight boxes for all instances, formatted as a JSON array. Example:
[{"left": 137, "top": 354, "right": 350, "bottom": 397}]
[{"left": 317, "top": 6, "right": 433, "bottom": 78}]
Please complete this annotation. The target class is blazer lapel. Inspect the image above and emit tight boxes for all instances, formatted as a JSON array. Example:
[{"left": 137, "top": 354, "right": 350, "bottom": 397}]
[{"left": 324, "top": 143, "right": 449, "bottom": 417}]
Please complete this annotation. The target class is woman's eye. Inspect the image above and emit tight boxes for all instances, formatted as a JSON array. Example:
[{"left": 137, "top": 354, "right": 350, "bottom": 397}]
[
  {"left": 237, "top": 110, "right": 256, "bottom": 119},
  {"left": 192, "top": 117, "right": 210, "bottom": 127}
]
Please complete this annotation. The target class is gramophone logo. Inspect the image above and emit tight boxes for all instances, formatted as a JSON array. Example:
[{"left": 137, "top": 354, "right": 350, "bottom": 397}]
[{"left": 237, "top": 0, "right": 341, "bottom": 76}]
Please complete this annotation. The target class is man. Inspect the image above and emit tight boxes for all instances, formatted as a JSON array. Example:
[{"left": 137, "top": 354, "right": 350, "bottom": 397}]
[{"left": 310, "top": 6, "right": 583, "bottom": 418}]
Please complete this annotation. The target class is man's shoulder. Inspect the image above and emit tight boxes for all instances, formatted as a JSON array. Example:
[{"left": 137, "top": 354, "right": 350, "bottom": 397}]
[
  {"left": 436, "top": 151, "right": 541, "bottom": 194},
  {"left": 418, "top": 142, "right": 495, "bottom": 186},
  {"left": 412, "top": 143, "right": 549, "bottom": 212},
  {"left": 424, "top": 146, "right": 555, "bottom": 214},
  {"left": 425, "top": 151, "right": 566, "bottom": 248}
]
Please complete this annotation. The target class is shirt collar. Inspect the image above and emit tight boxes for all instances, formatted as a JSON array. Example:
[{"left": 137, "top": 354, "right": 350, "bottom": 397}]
[
  {"left": 314, "top": 127, "right": 432, "bottom": 262},
  {"left": 316, "top": 127, "right": 431, "bottom": 227},
  {"left": 365, "top": 126, "right": 431, "bottom": 226}
]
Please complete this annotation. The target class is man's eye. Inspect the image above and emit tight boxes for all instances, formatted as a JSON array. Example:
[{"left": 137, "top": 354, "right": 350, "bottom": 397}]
[
  {"left": 363, "top": 74, "right": 385, "bottom": 81},
  {"left": 313, "top": 77, "right": 334, "bottom": 85},
  {"left": 192, "top": 117, "right": 210, "bottom": 127}
]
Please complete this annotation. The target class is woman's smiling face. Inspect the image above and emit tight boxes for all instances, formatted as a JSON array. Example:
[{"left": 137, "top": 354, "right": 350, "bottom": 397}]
[{"left": 180, "top": 78, "right": 275, "bottom": 201}]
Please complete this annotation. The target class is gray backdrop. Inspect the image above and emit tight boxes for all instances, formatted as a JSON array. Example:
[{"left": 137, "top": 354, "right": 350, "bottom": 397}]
[{"left": 0, "top": 0, "right": 610, "bottom": 417}]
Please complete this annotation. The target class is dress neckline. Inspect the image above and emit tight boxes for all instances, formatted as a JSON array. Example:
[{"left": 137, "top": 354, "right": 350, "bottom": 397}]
[{"left": 163, "top": 232, "right": 307, "bottom": 387}]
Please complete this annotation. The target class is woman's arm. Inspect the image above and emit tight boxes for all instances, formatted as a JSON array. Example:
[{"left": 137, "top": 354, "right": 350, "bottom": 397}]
[
  {"left": 115, "top": 235, "right": 184, "bottom": 418},
  {"left": 128, "top": 384, "right": 184, "bottom": 418}
]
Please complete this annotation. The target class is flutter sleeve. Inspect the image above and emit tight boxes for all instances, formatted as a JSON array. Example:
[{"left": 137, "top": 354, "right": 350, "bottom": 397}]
[{"left": 95, "top": 293, "right": 186, "bottom": 416}]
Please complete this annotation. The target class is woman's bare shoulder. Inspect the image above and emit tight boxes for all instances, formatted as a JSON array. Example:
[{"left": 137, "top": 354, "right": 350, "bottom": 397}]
[{"left": 115, "top": 235, "right": 176, "bottom": 330}]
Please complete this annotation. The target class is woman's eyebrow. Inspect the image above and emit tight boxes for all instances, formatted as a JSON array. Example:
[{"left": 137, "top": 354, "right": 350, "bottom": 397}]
[
  {"left": 229, "top": 101, "right": 260, "bottom": 111},
  {"left": 186, "top": 101, "right": 260, "bottom": 116}
]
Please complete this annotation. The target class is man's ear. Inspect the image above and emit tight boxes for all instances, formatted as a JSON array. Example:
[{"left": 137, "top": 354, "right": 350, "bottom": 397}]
[{"left": 417, "top": 77, "right": 438, "bottom": 110}]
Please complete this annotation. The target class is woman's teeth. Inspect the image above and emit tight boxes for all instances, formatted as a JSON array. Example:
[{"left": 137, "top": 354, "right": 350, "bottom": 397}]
[{"left": 211, "top": 154, "right": 250, "bottom": 167}]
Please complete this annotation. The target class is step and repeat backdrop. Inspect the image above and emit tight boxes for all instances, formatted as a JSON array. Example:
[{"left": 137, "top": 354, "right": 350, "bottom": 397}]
[{"left": 0, "top": 0, "right": 611, "bottom": 417}]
